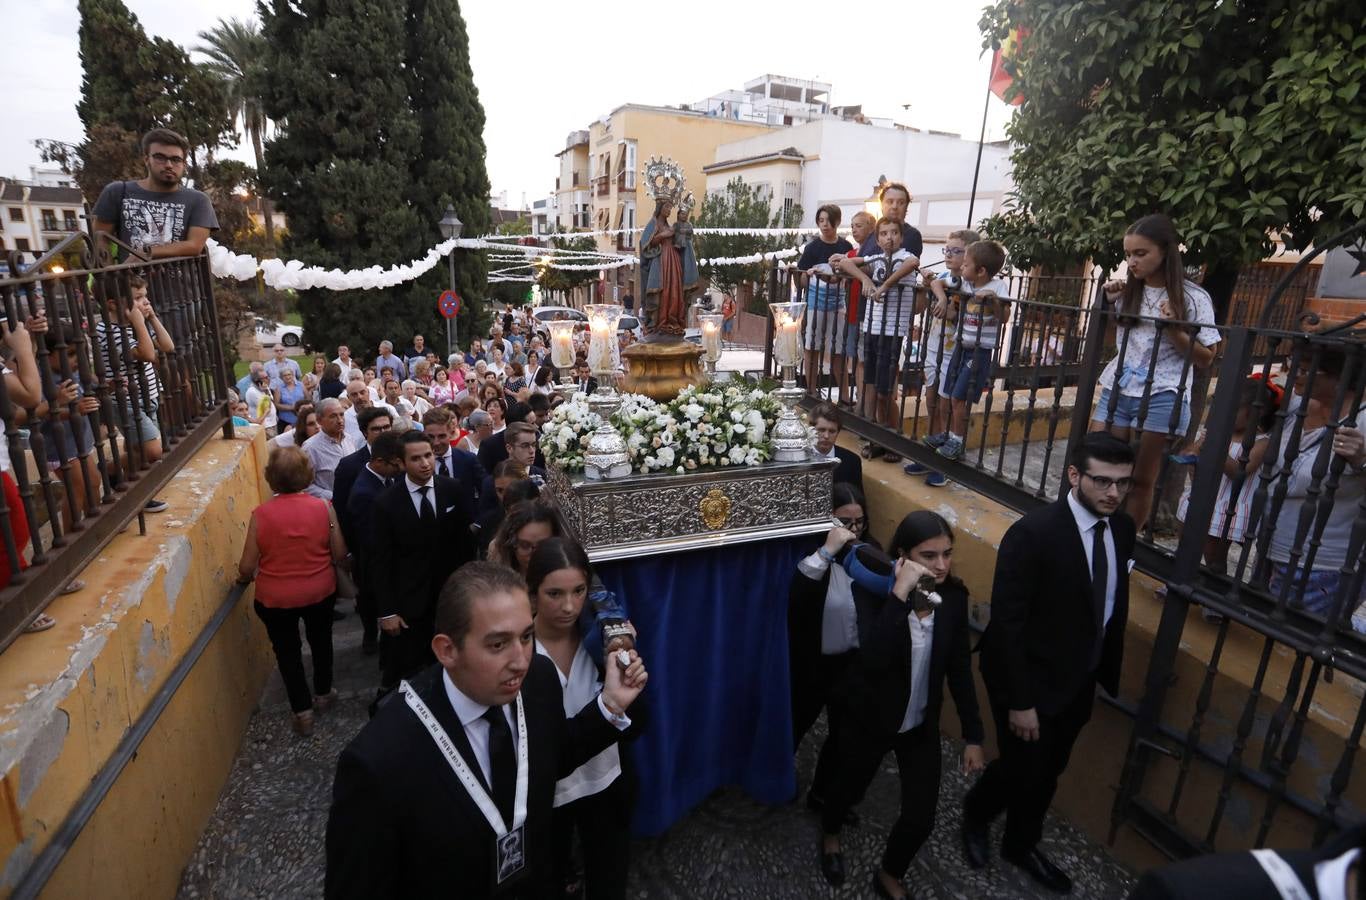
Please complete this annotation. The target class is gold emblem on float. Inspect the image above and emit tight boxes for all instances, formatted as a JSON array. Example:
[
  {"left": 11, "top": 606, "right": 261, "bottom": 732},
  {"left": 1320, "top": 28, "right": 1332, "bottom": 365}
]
[{"left": 699, "top": 489, "right": 731, "bottom": 530}]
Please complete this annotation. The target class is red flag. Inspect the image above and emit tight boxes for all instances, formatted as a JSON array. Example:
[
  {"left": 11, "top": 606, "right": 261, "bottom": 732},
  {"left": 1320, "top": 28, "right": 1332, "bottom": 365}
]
[{"left": 989, "top": 27, "right": 1027, "bottom": 106}]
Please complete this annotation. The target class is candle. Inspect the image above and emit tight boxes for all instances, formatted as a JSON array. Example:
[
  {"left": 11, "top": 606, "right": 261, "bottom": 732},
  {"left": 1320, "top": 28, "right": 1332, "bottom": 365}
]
[
  {"left": 701, "top": 320, "right": 721, "bottom": 362},
  {"left": 550, "top": 329, "right": 574, "bottom": 368},
  {"left": 774, "top": 313, "right": 802, "bottom": 367},
  {"left": 588, "top": 315, "right": 614, "bottom": 375}
]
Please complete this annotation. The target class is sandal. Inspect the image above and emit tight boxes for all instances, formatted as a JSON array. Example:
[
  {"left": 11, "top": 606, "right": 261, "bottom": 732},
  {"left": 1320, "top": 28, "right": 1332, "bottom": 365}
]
[
  {"left": 292, "top": 710, "right": 315, "bottom": 737},
  {"left": 60, "top": 580, "right": 85, "bottom": 595},
  {"left": 860, "top": 442, "right": 876, "bottom": 460},
  {"left": 23, "top": 613, "right": 56, "bottom": 634}
]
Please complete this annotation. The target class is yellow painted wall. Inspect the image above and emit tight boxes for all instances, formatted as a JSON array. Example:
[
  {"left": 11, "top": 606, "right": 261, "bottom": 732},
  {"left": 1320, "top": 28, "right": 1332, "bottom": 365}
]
[
  {"left": 0, "top": 428, "right": 274, "bottom": 899},
  {"left": 850, "top": 434, "right": 1365, "bottom": 870}
]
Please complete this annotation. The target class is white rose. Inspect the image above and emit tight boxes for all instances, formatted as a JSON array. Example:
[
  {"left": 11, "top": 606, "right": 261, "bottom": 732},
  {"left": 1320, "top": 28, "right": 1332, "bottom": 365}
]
[
  {"left": 730, "top": 410, "right": 743, "bottom": 423},
  {"left": 657, "top": 446, "right": 675, "bottom": 467},
  {"left": 733, "top": 423, "right": 746, "bottom": 435},
  {"left": 728, "top": 445, "right": 747, "bottom": 465}
]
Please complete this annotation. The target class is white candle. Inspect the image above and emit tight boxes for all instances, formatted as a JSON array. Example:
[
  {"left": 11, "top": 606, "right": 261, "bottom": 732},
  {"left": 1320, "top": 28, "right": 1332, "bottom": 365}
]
[
  {"left": 701, "top": 320, "right": 721, "bottom": 361},
  {"left": 774, "top": 314, "right": 802, "bottom": 367},
  {"left": 588, "top": 316, "right": 614, "bottom": 375},
  {"left": 550, "top": 329, "right": 574, "bottom": 368}
]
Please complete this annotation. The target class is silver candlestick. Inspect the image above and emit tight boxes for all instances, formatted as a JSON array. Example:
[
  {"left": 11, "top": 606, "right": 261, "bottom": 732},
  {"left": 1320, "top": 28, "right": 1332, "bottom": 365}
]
[
  {"left": 583, "top": 303, "right": 631, "bottom": 479},
  {"left": 769, "top": 301, "right": 811, "bottom": 462}
]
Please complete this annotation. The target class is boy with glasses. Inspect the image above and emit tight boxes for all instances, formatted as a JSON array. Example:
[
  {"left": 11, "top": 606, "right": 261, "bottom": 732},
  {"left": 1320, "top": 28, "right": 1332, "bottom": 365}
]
[{"left": 92, "top": 128, "right": 218, "bottom": 258}]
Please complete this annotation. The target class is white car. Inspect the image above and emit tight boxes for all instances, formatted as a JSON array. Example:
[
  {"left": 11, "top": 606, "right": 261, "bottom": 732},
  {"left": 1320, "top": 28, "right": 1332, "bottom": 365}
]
[{"left": 254, "top": 316, "right": 306, "bottom": 349}]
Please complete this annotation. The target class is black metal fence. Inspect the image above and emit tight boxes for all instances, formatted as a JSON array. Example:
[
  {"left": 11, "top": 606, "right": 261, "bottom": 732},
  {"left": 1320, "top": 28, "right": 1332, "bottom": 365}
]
[
  {"left": 0, "top": 233, "right": 232, "bottom": 651},
  {"left": 769, "top": 223, "right": 1366, "bottom": 858}
]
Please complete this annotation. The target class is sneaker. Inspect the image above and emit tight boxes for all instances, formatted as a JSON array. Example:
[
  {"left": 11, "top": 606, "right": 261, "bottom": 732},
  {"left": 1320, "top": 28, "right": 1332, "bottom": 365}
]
[
  {"left": 937, "top": 436, "right": 965, "bottom": 461},
  {"left": 923, "top": 431, "right": 949, "bottom": 449},
  {"left": 904, "top": 461, "right": 931, "bottom": 476},
  {"left": 926, "top": 471, "right": 949, "bottom": 487},
  {"left": 143, "top": 498, "right": 168, "bottom": 513},
  {"left": 881, "top": 450, "right": 901, "bottom": 463}
]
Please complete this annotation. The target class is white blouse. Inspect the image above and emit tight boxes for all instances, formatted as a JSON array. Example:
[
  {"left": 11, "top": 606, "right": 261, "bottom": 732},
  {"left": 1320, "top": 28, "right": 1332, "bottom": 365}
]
[{"left": 536, "top": 639, "right": 622, "bottom": 807}]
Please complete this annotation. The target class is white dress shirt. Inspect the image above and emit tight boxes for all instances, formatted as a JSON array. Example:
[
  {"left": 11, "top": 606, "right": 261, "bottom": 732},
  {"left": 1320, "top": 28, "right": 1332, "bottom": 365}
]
[
  {"left": 406, "top": 475, "right": 437, "bottom": 518},
  {"left": 441, "top": 668, "right": 631, "bottom": 789},
  {"left": 796, "top": 552, "right": 859, "bottom": 654},
  {"left": 899, "top": 610, "right": 936, "bottom": 733},
  {"left": 302, "top": 430, "right": 359, "bottom": 499},
  {"left": 535, "top": 640, "right": 622, "bottom": 807},
  {"left": 434, "top": 449, "right": 457, "bottom": 480},
  {"left": 1315, "top": 846, "right": 1359, "bottom": 900},
  {"left": 811, "top": 444, "right": 838, "bottom": 462},
  {"left": 1067, "top": 490, "right": 1118, "bottom": 628}
]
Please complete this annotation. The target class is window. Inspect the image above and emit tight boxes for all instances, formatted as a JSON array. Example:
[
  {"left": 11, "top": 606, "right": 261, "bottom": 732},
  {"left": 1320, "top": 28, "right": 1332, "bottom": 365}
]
[
  {"left": 41, "top": 209, "right": 57, "bottom": 230},
  {"left": 624, "top": 142, "right": 637, "bottom": 190},
  {"left": 623, "top": 205, "right": 636, "bottom": 249},
  {"left": 753, "top": 182, "right": 773, "bottom": 203},
  {"left": 783, "top": 197, "right": 795, "bottom": 219},
  {"left": 8, "top": 208, "right": 23, "bottom": 223},
  {"left": 15, "top": 238, "right": 29, "bottom": 252},
  {"left": 63, "top": 210, "right": 78, "bottom": 230}
]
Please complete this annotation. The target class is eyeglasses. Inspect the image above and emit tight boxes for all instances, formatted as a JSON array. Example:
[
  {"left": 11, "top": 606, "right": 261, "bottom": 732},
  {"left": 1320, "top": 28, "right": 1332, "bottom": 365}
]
[
  {"left": 150, "top": 153, "right": 186, "bottom": 165},
  {"left": 942, "top": 246, "right": 966, "bottom": 257},
  {"left": 1082, "top": 472, "right": 1134, "bottom": 493},
  {"left": 510, "top": 441, "right": 536, "bottom": 451},
  {"left": 836, "top": 516, "right": 866, "bottom": 531}
]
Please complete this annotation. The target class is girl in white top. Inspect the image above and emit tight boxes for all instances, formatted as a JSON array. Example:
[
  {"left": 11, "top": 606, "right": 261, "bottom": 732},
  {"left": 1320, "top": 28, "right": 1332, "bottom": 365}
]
[
  {"left": 528, "top": 537, "right": 637, "bottom": 900},
  {"left": 1092, "top": 214, "right": 1221, "bottom": 529}
]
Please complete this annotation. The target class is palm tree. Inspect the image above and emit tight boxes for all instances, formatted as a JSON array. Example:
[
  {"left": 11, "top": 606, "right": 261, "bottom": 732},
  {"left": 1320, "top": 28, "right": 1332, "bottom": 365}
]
[{"left": 196, "top": 17, "right": 275, "bottom": 247}]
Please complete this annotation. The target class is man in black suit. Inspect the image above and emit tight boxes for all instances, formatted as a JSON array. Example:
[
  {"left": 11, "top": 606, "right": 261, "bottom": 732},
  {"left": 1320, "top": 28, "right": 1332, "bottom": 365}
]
[
  {"left": 326, "top": 562, "right": 649, "bottom": 899},
  {"left": 962, "top": 432, "right": 1137, "bottom": 893},
  {"left": 345, "top": 431, "right": 404, "bottom": 656},
  {"left": 422, "top": 407, "right": 484, "bottom": 519},
  {"left": 332, "top": 405, "right": 395, "bottom": 535},
  {"left": 1127, "top": 822, "right": 1366, "bottom": 899},
  {"left": 574, "top": 360, "right": 599, "bottom": 396},
  {"left": 809, "top": 402, "right": 863, "bottom": 492},
  {"left": 480, "top": 422, "right": 546, "bottom": 512},
  {"left": 369, "top": 430, "right": 476, "bottom": 693},
  {"left": 478, "top": 398, "right": 549, "bottom": 473}
]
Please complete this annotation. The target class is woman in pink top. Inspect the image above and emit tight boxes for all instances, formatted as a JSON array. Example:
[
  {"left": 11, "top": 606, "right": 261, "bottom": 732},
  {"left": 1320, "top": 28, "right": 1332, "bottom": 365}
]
[{"left": 237, "top": 446, "right": 348, "bottom": 736}]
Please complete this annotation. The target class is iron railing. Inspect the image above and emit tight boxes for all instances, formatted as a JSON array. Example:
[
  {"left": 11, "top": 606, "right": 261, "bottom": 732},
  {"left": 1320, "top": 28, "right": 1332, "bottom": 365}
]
[
  {"left": 767, "top": 225, "right": 1366, "bottom": 857},
  {"left": 0, "top": 231, "right": 232, "bottom": 651}
]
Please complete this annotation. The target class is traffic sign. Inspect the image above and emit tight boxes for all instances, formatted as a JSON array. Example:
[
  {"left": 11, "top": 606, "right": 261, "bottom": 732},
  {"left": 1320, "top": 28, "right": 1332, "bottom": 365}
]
[{"left": 438, "top": 289, "right": 461, "bottom": 319}]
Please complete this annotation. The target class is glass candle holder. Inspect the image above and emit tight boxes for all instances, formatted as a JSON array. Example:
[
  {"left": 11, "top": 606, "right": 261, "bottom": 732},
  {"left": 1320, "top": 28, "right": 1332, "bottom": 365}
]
[
  {"left": 581, "top": 303, "right": 630, "bottom": 479},
  {"left": 546, "top": 318, "right": 578, "bottom": 392},
  {"left": 768, "top": 301, "right": 810, "bottom": 462},
  {"left": 698, "top": 312, "right": 723, "bottom": 378},
  {"left": 769, "top": 301, "right": 806, "bottom": 370}
]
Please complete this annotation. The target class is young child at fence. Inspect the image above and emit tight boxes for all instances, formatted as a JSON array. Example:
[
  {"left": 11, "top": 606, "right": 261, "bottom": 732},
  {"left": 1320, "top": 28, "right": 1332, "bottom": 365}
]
[
  {"left": 903, "top": 229, "right": 981, "bottom": 486},
  {"left": 41, "top": 321, "right": 104, "bottom": 536},
  {"left": 1174, "top": 376, "right": 1277, "bottom": 585},
  {"left": 849, "top": 218, "right": 921, "bottom": 463},
  {"left": 798, "top": 204, "right": 855, "bottom": 397},
  {"left": 837, "top": 211, "right": 875, "bottom": 409},
  {"left": 934, "top": 240, "right": 1011, "bottom": 462},
  {"left": 1090, "top": 214, "right": 1220, "bottom": 530}
]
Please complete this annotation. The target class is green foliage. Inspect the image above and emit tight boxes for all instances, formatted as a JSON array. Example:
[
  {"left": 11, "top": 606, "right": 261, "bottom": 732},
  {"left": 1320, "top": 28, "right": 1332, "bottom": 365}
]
[
  {"left": 496, "top": 218, "right": 532, "bottom": 236},
  {"left": 978, "top": 0, "right": 1366, "bottom": 271},
  {"left": 535, "top": 232, "right": 600, "bottom": 296},
  {"left": 260, "top": 0, "right": 491, "bottom": 360},
  {"left": 693, "top": 177, "right": 804, "bottom": 304}
]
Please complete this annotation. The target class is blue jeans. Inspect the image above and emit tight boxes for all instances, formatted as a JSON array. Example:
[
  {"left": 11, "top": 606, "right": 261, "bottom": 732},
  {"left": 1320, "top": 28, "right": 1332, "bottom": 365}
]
[{"left": 1092, "top": 387, "right": 1189, "bottom": 435}]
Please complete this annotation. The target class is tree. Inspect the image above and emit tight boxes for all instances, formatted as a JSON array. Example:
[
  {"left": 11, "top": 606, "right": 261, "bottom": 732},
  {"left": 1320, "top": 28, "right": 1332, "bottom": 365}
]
[
  {"left": 197, "top": 17, "right": 276, "bottom": 247},
  {"left": 260, "top": 0, "right": 491, "bottom": 358},
  {"left": 693, "top": 178, "right": 804, "bottom": 312},
  {"left": 979, "top": 0, "right": 1366, "bottom": 280},
  {"left": 535, "top": 232, "right": 599, "bottom": 301}
]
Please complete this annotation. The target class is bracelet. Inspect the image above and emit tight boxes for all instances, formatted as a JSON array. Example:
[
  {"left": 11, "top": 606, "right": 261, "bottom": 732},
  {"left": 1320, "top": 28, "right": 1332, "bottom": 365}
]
[{"left": 816, "top": 547, "right": 837, "bottom": 564}]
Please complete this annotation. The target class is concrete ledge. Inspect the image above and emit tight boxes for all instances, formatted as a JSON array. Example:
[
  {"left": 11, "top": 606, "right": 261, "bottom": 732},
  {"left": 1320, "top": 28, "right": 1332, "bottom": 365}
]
[
  {"left": 0, "top": 429, "right": 273, "bottom": 899},
  {"left": 852, "top": 435, "right": 1364, "bottom": 870}
]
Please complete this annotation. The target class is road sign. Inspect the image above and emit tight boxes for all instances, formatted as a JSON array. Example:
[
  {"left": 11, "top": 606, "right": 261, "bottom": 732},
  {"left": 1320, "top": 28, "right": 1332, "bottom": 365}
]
[{"left": 438, "top": 290, "right": 461, "bottom": 319}]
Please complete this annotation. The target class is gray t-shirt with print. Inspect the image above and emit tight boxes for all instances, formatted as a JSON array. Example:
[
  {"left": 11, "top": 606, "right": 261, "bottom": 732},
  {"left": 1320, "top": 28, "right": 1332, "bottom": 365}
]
[{"left": 92, "top": 180, "right": 218, "bottom": 253}]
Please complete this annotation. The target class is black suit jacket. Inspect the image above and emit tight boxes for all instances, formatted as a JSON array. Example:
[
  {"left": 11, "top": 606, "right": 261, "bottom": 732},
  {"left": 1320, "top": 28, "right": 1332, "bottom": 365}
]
[
  {"left": 434, "top": 446, "right": 485, "bottom": 520},
  {"left": 977, "top": 496, "right": 1136, "bottom": 715},
  {"left": 840, "top": 577, "right": 984, "bottom": 743},
  {"left": 325, "top": 660, "right": 624, "bottom": 900},
  {"left": 1127, "top": 823, "right": 1366, "bottom": 899},
  {"left": 479, "top": 465, "right": 546, "bottom": 513},
  {"left": 367, "top": 475, "right": 474, "bottom": 621},
  {"left": 344, "top": 466, "right": 389, "bottom": 558},
  {"left": 331, "top": 445, "right": 371, "bottom": 533},
  {"left": 577, "top": 377, "right": 599, "bottom": 395},
  {"left": 478, "top": 431, "right": 546, "bottom": 477},
  {"left": 832, "top": 446, "right": 863, "bottom": 493}
]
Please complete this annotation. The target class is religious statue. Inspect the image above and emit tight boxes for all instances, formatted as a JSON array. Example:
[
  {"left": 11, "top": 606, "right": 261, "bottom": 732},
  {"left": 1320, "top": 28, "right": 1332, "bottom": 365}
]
[{"left": 638, "top": 157, "right": 695, "bottom": 342}]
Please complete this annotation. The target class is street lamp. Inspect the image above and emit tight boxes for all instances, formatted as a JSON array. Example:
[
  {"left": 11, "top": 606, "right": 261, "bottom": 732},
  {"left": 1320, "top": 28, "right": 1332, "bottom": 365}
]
[{"left": 439, "top": 205, "right": 464, "bottom": 358}]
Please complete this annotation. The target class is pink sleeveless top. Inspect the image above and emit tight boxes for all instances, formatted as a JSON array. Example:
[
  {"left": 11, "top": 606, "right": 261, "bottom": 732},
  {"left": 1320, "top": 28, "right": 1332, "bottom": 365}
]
[{"left": 253, "top": 493, "right": 336, "bottom": 608}]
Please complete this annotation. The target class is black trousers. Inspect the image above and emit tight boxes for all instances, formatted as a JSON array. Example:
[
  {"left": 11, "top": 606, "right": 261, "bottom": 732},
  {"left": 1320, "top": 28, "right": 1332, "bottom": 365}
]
[
  {"left": 791, "top": 649, "right": 857, "bottom": 803},
  {"left": 550, "top": 771, "right": 635, "bottom": 900},
  {"left": 823, "top": 721, "right": 941, "bottom": 879},
  {"left": 379, "top": 611, "right": 436, "bottom": 691},
  {"left": 353, "top": 555, "right": 377, "bottom": 643},
  {"left": 253, "top": 596, "right": 336, "bottom": 713},
  {"left": 962, "top": 681, "right": 1095, "bottom": 855}
]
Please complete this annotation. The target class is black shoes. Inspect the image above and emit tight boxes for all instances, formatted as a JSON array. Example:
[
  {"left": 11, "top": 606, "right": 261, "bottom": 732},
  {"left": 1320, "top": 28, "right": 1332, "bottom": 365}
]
[
  {"left": 1002, "top": 847, "right": 1072, "bottom": 894},
  {"left": 819, "top": 840, "right": 845, "bottom": 886},
  {"left": 804, "top": 791, "right": 860, "bottom": 827},
  {"left": 961, "top": 816, "right": 990, "bottom": 870}
]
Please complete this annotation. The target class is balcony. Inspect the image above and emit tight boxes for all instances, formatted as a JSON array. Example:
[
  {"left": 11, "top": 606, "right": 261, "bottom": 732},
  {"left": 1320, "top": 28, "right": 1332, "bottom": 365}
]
[
  {"left": 593, "top": 175, "right": 610, "bottom": 197},
  {"left": 616, "top": 170, "right": 636, "bottom": 192},
  {"left": 41, "top": 219, "right": 62, "bottom": 233}
]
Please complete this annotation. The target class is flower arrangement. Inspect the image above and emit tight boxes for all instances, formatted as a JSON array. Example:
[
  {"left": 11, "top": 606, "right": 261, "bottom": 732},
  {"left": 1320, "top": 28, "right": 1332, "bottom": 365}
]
[{"left": 540, "top": 382, "right": 786, "bottom": 475}]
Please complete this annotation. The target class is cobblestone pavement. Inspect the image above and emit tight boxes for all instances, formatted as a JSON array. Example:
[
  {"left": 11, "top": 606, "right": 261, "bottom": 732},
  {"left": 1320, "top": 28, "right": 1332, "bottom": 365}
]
[{"left": 178, "top": 610, "right": 1137, "bottom": 900}]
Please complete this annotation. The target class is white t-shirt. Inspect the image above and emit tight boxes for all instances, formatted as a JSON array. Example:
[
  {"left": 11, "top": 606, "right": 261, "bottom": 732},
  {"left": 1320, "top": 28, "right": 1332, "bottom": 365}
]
[
  {"left": 245, "top": 385, "right": 277, "bottom": 429},
  {"left": 957, "top": 276, "right": 1013, "bottom": 350},
  {"left": 1099, "top": 281, "right": 1220, "bottom": 399},
  {"left": 862, "top": 249, "right": 917, "bottom": 337},
  {"left": 0, "top": 367, "right": 12, "bottom": 473}
]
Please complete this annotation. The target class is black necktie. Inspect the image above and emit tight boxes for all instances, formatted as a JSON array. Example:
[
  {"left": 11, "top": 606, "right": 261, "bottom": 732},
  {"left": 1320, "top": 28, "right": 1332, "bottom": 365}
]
[
  {"left": 482, "top": 704, "right": 515, "bottom": 826},
  {"left": 1090, "top": 520, "right": 1108, "bottom": 670},
  {"left": 417, "top": 484, "right": 436, "bottom": 525},
  {"left": 439, "top": 455, "right": 451, "bottom": 478}
]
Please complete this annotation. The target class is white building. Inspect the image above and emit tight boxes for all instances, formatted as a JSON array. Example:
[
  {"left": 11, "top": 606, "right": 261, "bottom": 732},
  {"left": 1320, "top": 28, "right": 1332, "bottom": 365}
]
[
  {"left": 703, "top": 117, "right": 1014, "bottom": 247},
  {"left": 690, "top": 74, "right": 832, "bottom": 126},
  {"left": 0, "top": 176, "right": 86, "bottom": 257}
]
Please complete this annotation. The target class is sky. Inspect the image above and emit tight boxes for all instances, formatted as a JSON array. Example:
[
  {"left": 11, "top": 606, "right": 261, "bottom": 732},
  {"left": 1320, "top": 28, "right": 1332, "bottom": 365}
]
[{"left": 2, "top": 0, "right": 1015, "bottom": 207}]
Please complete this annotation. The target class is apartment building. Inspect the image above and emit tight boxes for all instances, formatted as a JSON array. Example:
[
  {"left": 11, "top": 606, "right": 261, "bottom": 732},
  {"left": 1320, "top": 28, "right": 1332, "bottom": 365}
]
[{"left": 0, "top": 177, "right": 86, "bottom": 257}]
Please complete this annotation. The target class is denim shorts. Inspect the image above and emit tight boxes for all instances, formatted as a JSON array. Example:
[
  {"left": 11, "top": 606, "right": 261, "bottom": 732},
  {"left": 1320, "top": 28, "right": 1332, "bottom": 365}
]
[
  {"left": 944, "top": 345, "right": 994, "bottom": 401},
  {"left": 121, "top": 395, "right": 162, "bottom": 445},
  {"left": 863, "top": 334, "right": 903, "bottom": 396},
  {"left": 1092, "top": 387, "right": 1189, "bottom": 435},
  {"left": 42, "top": 415, "right": 95, "bottom": 466}
]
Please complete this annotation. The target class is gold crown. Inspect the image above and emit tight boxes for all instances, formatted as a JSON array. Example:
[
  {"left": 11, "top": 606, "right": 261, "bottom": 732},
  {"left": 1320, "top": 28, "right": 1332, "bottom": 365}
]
[{"left": 643, "top": 156, "right": 685, "bottom": 206}]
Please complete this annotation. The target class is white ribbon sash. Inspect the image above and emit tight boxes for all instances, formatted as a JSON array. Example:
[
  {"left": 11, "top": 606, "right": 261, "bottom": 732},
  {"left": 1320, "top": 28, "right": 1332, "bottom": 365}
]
[{"left": 1249, "top": 849, "right": 1313, "bottom": 900}]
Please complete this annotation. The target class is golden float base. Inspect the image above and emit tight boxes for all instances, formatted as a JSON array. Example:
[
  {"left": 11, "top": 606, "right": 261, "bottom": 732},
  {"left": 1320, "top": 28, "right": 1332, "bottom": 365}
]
[{"left": 621, "top": 340, "right": 704, "bottom": 401}]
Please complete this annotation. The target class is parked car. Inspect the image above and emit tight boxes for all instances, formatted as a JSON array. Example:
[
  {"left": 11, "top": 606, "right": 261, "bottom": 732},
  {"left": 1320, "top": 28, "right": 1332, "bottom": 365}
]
[{"left": 254, "top": 316, "right": 306, "bottom": 350}]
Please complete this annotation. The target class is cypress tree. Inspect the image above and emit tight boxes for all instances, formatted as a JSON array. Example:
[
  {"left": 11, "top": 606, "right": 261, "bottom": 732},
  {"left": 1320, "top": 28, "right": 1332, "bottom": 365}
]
[{"left": 261, "top": 0, "right": 492, "bottom": 358}]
